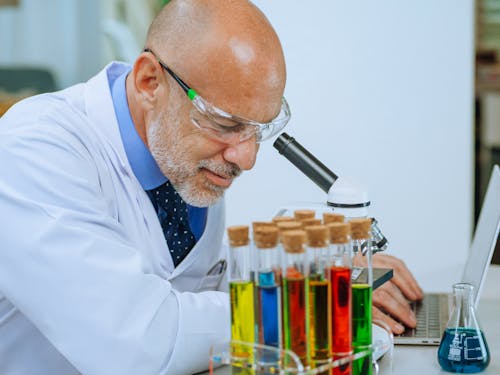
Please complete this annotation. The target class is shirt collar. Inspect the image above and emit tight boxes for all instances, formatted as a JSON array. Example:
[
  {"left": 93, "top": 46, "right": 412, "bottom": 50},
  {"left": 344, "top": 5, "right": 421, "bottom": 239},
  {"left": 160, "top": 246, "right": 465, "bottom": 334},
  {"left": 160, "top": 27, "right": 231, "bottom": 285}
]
[{"left": 110, "top": 69, "right": 167, "bottom": 190}]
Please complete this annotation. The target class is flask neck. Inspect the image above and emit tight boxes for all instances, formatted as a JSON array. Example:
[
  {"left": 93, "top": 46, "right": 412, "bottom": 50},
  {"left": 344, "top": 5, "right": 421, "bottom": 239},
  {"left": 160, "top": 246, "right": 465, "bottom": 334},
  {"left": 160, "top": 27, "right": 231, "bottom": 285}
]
[{"left": 451, "top": 283, "right": 477, "bottom": 328}]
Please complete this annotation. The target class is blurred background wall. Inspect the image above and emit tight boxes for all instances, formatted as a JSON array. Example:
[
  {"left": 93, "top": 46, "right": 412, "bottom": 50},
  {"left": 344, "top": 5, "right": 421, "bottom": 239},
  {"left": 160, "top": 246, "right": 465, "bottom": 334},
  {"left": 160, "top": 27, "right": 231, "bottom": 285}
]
[
  {"left": 0, "top": 0, "right": 498, "bottom": 286},
  {"left": 0, "top": 0, "right": 102, "bottom": 88}
]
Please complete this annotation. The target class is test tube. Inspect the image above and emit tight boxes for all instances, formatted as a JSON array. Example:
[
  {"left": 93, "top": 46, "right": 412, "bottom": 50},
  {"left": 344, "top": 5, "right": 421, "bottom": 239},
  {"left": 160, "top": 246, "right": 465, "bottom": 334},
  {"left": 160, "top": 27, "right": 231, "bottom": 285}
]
[
  {"left": 349, "top": 218, "right": 373, "bottom": 375},
  {"left": 305, "top": 225, "right": 331, "bottom": 369},
  {"left": 227, "top": 225, "right": 255, "bottom": 363},
  {"left": 328, "top": 222, "right": 353, "bottom": 375},
  {"left": 281, "top": 230, "right": 310, "bottom": 367},
  {"left": 276, "top": 220, "right": 302, "bottom": 263},
  {"left": 254, "top": 226, "right": 282, "bottom": 357}
]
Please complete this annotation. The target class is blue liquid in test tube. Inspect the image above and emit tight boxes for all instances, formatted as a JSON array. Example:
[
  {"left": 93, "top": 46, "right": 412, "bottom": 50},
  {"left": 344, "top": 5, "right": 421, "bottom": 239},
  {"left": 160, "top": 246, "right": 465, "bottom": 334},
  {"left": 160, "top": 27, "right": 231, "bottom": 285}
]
[{"left": 258, "top": 271, "right": 281, "bottom": 347}]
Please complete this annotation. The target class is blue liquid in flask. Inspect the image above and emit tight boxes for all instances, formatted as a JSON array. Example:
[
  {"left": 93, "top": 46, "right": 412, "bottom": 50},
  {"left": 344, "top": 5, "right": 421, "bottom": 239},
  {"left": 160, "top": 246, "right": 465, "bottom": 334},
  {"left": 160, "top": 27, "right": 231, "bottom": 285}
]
[{"left": 437, "top": 328, "right": 490, "bottom": 373}]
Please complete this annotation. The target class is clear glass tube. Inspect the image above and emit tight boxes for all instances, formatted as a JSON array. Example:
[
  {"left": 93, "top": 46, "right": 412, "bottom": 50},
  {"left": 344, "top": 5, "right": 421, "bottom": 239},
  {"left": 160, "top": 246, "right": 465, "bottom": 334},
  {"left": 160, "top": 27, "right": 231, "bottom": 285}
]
[
  {"left": 253, "top": 226, "right": 282, "bottom": 358},
  {"left": 350, "top": 218, "right": 373, "bottom": 375},
  {"left": 227, "top": 225, "right": 255, "bottom": 365},
  {"left": 327, "top": 222, "right": 353, "bottom": 375},
  {"left": 277, "top": 221, "right": 303, "bottom": 273},
  {"left": 281, "top": 230, "right": 310, "bottom": 368},
  {"left": 306, "top": 225, "right": 331, "bottom": 369}
]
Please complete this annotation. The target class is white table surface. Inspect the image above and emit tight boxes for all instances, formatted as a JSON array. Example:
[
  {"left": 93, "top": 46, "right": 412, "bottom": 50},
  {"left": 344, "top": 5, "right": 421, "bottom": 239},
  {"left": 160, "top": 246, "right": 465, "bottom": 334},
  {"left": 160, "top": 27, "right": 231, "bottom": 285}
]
[{"left": 206, "top": 265, "right": 500, "bottom": 374}]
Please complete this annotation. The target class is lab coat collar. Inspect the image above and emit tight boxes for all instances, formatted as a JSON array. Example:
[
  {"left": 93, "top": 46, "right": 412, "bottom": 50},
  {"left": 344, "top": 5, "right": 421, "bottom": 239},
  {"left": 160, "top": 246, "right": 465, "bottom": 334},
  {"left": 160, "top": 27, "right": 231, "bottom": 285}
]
[{"left": 84, "top": 62, "right": 132, "bottom": 177}]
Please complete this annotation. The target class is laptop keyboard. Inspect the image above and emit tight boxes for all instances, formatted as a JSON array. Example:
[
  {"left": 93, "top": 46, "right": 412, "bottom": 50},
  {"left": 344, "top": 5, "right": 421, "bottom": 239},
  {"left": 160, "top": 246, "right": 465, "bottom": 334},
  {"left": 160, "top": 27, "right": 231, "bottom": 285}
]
[{"left": 399, "top": 294, "right": 449, "bottom": 339}]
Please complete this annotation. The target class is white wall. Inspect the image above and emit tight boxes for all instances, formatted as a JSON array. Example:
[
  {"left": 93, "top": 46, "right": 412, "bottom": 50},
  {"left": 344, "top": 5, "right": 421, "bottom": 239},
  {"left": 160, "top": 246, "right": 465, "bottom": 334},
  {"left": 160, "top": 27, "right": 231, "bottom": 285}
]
[{"left": 225, "top": 1, "right": 475, "bottom": 292}]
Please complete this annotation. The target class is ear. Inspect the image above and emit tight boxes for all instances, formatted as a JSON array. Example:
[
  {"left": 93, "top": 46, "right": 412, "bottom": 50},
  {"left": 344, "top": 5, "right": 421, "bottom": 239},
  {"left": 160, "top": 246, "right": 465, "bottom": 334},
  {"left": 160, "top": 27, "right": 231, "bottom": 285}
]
[{"left": 131, "top": 52, "right": 168, "bottom": 105}]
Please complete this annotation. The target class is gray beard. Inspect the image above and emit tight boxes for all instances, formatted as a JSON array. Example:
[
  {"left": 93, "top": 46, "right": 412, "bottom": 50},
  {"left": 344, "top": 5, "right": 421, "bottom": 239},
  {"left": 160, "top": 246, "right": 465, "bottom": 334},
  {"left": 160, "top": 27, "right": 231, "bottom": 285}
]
[{"left": 147, "top": 114, "right": 241, "bottom": 207}]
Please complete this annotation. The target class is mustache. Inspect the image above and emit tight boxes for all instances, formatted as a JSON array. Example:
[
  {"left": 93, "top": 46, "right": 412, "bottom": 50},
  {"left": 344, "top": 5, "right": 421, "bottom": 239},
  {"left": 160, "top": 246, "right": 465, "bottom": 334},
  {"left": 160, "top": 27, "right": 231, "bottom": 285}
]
[{"left": 198, "top": 159, "right": 242, "bottom": 179}]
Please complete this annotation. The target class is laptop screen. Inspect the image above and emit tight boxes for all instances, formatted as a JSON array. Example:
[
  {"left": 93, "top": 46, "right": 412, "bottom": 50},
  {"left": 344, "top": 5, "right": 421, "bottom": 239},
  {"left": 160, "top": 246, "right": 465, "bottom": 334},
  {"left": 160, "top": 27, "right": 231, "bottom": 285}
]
[{"left": 461, "top": 165, "right": 500, "bottom": 307}]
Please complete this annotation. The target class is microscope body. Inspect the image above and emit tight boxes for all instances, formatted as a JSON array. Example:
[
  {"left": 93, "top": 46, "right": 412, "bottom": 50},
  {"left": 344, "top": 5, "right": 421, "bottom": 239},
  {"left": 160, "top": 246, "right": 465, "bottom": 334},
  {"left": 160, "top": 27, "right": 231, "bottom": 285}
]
[{"left": 273, "top": 133, "right": 388, "bottom": 253}]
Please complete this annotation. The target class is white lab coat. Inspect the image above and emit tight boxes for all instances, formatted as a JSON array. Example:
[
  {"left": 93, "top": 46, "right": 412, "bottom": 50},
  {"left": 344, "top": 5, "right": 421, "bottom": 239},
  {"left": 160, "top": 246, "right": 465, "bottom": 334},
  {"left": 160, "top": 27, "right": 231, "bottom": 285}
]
[{"left": 0, "top": 62, "right": 230, "bottom": 375}]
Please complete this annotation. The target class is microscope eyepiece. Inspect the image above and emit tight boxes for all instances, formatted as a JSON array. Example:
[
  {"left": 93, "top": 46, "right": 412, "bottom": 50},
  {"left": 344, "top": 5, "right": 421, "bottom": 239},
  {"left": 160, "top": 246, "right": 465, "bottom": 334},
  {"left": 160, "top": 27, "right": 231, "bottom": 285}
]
[{"left": 273, "top": 132, "right": 338, "bottom": 194}]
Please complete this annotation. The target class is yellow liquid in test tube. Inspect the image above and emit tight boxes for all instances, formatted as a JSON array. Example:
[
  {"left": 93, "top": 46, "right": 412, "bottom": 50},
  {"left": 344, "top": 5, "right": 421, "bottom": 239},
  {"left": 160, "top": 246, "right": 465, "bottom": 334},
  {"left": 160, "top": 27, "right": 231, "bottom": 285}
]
[{"left": 230, "top": 280, "right": 255, "bottom": 361}]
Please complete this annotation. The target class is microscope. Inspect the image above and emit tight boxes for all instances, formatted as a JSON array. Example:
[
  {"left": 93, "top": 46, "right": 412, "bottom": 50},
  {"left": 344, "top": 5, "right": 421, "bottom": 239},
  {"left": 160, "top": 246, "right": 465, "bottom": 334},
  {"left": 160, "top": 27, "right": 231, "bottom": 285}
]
[{"left": 273, "top": 132, "right": 388, "bottom": 255}]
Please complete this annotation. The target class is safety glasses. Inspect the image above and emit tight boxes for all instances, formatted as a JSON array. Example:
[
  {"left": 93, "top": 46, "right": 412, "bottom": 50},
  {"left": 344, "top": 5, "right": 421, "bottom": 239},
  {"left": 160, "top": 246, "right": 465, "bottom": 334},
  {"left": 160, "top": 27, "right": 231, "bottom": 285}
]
[{"left": 144, "top": 48, "right": 290, "bottom": 144}]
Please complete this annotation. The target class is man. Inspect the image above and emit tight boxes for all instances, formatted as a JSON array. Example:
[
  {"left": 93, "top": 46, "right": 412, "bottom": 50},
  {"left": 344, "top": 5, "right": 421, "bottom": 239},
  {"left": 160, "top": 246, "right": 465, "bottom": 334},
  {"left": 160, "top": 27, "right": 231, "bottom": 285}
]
[{"left": 0, "top": 0, "right": 421, "bottom": 374}]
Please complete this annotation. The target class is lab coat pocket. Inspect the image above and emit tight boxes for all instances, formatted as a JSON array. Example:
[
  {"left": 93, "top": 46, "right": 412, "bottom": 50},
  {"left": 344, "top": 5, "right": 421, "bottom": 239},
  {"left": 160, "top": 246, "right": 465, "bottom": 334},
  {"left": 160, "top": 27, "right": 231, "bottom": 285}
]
[{"left": 196, "top": 273, "right": 225, "bottom": 292}]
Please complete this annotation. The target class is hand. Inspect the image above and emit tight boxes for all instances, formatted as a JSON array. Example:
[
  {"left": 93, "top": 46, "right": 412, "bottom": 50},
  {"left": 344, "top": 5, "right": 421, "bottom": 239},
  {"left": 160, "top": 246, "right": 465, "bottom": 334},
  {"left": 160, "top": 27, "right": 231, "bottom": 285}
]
[{"left": 354, "top": 253, "right": 423, "bottom": 334}]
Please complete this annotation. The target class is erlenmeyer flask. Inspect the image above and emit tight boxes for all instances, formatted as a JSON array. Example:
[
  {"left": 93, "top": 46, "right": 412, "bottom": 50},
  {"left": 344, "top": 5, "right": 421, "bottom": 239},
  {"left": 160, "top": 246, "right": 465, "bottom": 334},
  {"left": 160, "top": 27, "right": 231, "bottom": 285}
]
[{"left": 437, "top": 283, "right": 490, "bottom": 373}]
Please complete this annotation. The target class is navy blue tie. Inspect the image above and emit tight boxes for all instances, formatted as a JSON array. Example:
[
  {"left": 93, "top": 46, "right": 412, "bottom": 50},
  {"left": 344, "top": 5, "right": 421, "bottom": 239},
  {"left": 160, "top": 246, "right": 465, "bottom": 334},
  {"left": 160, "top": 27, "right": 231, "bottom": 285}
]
[{"left": 147, "top": 181, "right": 196, "bottom": 266}]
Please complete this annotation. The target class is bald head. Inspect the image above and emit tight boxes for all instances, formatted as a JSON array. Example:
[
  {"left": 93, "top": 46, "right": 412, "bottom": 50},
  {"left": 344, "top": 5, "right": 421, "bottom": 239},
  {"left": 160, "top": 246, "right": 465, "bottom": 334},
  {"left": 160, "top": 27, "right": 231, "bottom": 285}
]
[{"left": 145, "top": 0, "right": 286, "bottom": 122}]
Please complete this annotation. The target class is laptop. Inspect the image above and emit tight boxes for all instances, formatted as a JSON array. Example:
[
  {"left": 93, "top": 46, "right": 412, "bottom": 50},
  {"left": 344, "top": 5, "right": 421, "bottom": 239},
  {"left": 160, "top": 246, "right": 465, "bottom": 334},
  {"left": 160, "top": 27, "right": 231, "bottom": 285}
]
[{"left": 395, "top": 165, "right": 500, "bottom": 345}]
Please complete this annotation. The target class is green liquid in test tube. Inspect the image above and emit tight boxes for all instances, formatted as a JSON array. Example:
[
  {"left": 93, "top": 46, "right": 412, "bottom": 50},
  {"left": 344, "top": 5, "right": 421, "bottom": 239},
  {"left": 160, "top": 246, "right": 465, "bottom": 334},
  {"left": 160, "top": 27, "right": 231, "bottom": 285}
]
[
  {"left": 350, "top": 218, "right": 373, "bottom": 375},
  {"left": 352, "top": 284, "right": 372, "bottom": 375}
]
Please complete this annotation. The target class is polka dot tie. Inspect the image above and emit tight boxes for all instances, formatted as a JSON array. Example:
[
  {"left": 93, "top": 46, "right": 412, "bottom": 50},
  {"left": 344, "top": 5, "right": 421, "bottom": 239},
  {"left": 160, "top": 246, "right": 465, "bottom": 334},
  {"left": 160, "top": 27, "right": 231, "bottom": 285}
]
[{"left": 147, "top": 181, "right": 196, "bottom": 267}]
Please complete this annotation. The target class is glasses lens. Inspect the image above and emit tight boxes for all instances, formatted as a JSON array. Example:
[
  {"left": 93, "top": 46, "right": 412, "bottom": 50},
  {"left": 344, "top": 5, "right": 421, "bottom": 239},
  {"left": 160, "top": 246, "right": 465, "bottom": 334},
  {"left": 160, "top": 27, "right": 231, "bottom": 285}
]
[
  {"left": 190, "top": 96, "right": 290, "bottom": 144},
  {"left": 191, "top": 110, "right": 255, "bottom": 144},
  {"left": 256, "top": 98, "right": 291, "bottom": 142}
]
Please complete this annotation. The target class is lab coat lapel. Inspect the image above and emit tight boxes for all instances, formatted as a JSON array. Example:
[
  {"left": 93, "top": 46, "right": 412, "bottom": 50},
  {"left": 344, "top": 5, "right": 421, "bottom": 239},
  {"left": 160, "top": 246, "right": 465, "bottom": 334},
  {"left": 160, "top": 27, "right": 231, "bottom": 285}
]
[
  {"left": 84, "top": 62, "right": 129, "bottom": 167},
  {"left": 83, "top": 63, "right": 175, "bottom": 275},
  {"left": 82, "top": 62, "right": 227, "bottom": 282},
  {"left": 168, "top": 198, "right": 225, "bottom": 279}
]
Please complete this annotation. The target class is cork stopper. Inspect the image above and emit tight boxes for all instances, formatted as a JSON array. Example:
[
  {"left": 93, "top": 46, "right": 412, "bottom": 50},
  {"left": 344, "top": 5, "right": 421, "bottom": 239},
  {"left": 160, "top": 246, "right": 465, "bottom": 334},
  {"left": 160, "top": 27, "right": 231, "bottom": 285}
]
[
  {"left": 252, "top": 221, "right": 277, "bottom": 234},
  {"left": 227, "top": 225, "right": 249, "bottom": 246},
  {"left": 328, "top": 222, "right": 351, "bottom": 244},
  {"left": 276, "top": 221, "right": 303, "bottom": 232},
  {"left": 301, "top": 218, "right": 322, "bottom": 228},
  {"left": 277, "top": 221, "right": 303, "bottom": 241},
  {"left": 349, "top": 218, "right": 372, "bottom": 240},
  {"left": 323, "top": 212, "right": 345, "bottom": 224},
  {"left": 281, "top": 230, "right": 306, "bottom": 253},
  {"left": 254, "top": 226, "right": 279, "bottom": 249},
  {"left": 272, "top": 216, "right": 295, "bottom": 223},
  {"left": 294, "top": 209, "right": 315, "bottom": 220},
  {"left": 305, "top": 225, "right": 329, "bottom": 247}
]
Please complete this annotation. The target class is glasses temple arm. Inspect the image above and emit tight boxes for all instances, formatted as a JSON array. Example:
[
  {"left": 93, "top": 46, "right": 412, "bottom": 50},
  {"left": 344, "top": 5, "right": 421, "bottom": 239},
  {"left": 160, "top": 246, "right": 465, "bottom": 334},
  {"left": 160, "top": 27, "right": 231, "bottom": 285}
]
[{"left": 143, "top": 48, "right": 197, "bottom": 100}]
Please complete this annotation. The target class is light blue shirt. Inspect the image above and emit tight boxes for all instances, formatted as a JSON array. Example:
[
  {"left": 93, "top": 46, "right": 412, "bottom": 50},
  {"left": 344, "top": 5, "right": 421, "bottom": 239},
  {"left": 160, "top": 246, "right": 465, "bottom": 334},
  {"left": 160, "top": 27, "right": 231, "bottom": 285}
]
[{"left": 110, "top": 69, "right": 207, "bottom": 240}]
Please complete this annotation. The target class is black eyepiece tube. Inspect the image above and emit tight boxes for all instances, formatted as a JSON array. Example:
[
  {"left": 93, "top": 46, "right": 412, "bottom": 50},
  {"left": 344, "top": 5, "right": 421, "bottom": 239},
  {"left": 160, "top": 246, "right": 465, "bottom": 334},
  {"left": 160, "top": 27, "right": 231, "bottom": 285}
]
[{"left": 273, "top": 132, "right": 338, "bottom": 193}]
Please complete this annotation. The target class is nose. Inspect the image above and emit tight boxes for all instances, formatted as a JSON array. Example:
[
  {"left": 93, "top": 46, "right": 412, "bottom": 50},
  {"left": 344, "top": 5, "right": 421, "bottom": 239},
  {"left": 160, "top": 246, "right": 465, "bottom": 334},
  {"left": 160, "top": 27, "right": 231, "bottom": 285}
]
[{"left": 222, "top": 138, "right": 259, "bottom": 171}]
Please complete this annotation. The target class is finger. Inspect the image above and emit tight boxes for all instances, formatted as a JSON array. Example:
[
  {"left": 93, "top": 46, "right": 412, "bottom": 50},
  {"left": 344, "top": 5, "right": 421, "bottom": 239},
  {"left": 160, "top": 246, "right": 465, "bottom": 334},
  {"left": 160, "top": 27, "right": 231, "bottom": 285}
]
[
  {"left": 372, "top": 306, "right": 405, "bottom": 334},
  {"left": 372, "top": 283, "right": 417, "bottom": 328},
  {"left": 372, "top": 254, "right": 415, "bottom": 297},
  {"left": 357, "top": 252, "right": 422, "bottom": 300},
  {"left": 373, "top": 254, "right": 423, "bottom": 301},
  {"left": 389, "top": 259, "right": 423, "bottom": 301}
]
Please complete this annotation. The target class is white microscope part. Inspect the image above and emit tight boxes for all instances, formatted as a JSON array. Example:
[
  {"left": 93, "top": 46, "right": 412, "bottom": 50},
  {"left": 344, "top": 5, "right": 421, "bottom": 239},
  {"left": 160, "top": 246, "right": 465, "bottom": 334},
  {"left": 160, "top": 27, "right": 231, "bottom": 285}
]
[{"left": 327, "top": 175, "right": 370, "bottom": 218}]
